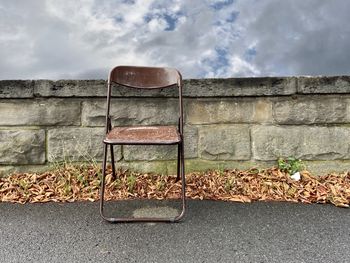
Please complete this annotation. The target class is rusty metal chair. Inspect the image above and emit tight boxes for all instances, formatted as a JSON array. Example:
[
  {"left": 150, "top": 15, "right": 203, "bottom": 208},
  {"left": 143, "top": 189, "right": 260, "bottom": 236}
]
[{"left": 100, "top": 66, "right": 186, "bottom": 223}]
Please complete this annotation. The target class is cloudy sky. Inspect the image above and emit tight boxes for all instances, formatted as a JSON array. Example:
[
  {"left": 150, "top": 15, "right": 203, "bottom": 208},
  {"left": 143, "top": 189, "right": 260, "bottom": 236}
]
[{"left": 1, "top": 0, "right": 350, "bottom": 79}]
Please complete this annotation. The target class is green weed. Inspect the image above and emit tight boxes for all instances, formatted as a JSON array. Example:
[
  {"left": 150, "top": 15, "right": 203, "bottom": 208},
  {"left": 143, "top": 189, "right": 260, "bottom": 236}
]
[
  {"left": 277, "top": 157, "right": 304, "bottom": 175},
  {"left": 224, "top": 178, "right": 234, "bottom": 192},
  {"left": 127, "top": 174, "right": 137, "bottom": 192},
  {"left": 156, "top": 180, "right": 166, "bottom": 191}
]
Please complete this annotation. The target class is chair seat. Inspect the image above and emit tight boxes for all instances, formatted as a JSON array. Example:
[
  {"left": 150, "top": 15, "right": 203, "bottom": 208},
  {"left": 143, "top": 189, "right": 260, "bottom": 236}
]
[{"left": 104, "top": 126, "right": 181, "bottom": 144}]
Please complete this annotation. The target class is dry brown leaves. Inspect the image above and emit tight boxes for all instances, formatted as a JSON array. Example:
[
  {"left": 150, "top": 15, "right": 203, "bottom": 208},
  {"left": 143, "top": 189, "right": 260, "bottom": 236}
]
[{"left": 0, "top": 165, "right": 350, "bottom": 207}]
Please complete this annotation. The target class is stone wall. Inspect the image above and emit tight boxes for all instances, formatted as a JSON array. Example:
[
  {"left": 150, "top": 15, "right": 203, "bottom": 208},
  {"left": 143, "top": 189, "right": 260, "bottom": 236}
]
[{"left": 1, "top": 76, "right": 350, "bottom": 176}]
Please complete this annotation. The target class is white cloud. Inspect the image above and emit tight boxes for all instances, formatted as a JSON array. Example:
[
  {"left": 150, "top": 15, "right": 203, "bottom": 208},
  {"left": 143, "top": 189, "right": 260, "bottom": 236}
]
[
  {"left": 233, "top": 0, "right": 350, "bottom": 76},
  {"left": 0, "top": 0, "right": 349, "bottom": 79},
  {"left": 228, "top": 56, "right": 260, "bottom": 76}
]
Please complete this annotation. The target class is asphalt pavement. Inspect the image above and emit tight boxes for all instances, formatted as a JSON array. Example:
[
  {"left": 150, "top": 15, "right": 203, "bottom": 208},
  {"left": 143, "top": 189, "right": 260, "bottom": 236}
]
[{"left": 0, "top": 200, "right": 349, "bottom": 263}]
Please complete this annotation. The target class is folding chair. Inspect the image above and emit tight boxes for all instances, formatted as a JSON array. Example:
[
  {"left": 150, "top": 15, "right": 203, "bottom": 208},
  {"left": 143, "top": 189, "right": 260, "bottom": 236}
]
[{"left": 99, "top": 66, "right": 186, "bottom": 223}]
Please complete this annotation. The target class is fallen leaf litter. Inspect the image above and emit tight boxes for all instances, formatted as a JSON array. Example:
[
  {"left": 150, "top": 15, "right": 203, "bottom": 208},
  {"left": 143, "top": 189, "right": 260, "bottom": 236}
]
[{"left": 0, "top": 165, "right": 349, "bottom": 207}]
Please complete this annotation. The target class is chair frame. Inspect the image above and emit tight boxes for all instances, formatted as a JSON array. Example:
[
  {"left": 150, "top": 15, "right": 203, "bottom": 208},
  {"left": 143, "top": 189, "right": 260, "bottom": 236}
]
[{"left": 99, "top": 66, "right": 186, "bottom": 223}]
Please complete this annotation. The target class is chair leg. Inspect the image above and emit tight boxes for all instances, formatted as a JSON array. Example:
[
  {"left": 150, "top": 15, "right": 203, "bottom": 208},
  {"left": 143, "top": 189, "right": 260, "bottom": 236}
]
[
  {"left": 176, "top": 143, "right": 181, "bottom": 182},
  {"left": 99, "top": 142, "right": 186, "bottom": 223},
  {"left": 174, "top": 141, "right": 186, "bottom": 222},
  {"left": 110, "top": 145, "right": 116, "bottom": 180},
  {"left": 99, "top": 144, "right": 108, "bottom": 220}
]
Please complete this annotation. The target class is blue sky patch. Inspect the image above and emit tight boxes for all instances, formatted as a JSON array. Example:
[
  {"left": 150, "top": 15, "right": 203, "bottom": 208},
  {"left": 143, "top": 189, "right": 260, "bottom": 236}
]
[
  {"left": 164, "top": 13, "right": 182, "bottom": 31},
  {"left": 244, "top": 47, "right": 257, "bottom": 62},
  {"left": 226, "top": 11, "right": 239, "bottom": 23},
  {"left": 113, "top": 15, "right": 124, "bottom": 23},
  {"left": 215, "top": 47, "right": 229, "bottom": 68},
  {"left": 144, "top": 11, "right": 183, "bottom": 31},
  {"left": 121, "top": 0, "right": 135, "bottom": 4},
  {"left": 210, "top": 0, "right": 235, "bottom": 10},
  {"left": 201, "top": 47, "right": 230, "bottom": 76}
]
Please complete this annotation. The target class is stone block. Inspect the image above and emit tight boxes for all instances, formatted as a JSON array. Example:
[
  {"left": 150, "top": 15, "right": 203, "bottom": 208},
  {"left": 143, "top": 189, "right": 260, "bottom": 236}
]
[
  {"left": 48, "top": 128, "right": 121, "bottom": 162},
  {"left": 123, "top": 145, "right": 178, "bottom": 161},
  {"left": 180, "top": 159, "right": 274, "bottom": 174},
  {"left": 0, "top": 165, "right": 51, "bottom": 177},
  {"left": 252, "top": 125, "right": 350, "bottom": 161},
  {"left": 34, "top": 80, "right": 106, "bottom": 97},
  {"left": 0, "top": 166, "right": 16, "bottom": 176},
  {"left": 34, "top": 78, "right": 297, "bottom": 98},
  {"left": 0, "top": 129, "right": 45, "bottom": 164},
  {"left": 34, "top": 80, "right": 178, "bottom": 97},
  {"left": 0, "top": 99, "right": 80, "bottom": 126},
  {"left": 198, "top": 125, "right": 251, "bottom": 160},
  {"left": 186, "top": 98, "right": 272, "bottom": 124},
  {"left": 183, "top": 125, "right": 198, "bottom": 158},
  {"left": 273, "top": 96, "right": 349, "bottom": 124},
  {"left": 82, "top": 98, "right": 178, "bottom": 126},
  {"left": 183, "top": 77, "right": 297, "bottom": 97},
  {"left": 110, "top": 83, "right": 178, "bottom": 97},
  {"left": 0, "top": 80, "right": 33, "bottom": 98},
  {"left": 117, "top": 161, "right": 169, "bottom": 174},
  {"left": 303, "top": 161, "right": 350, "bottom": 175},
  {"left": 298, "top": 76, "right": 350, "bottom": 94}
]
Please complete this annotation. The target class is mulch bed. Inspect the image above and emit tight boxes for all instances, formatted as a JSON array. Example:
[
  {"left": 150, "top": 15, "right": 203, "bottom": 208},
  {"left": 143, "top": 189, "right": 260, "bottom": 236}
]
[{"left": 0, "top": 165, "right": 349, "bottom": 207}]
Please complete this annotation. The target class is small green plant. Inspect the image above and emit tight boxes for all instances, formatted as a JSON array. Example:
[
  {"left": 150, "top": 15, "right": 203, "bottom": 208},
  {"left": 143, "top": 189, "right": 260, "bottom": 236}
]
[
  {"left": 110, "top": 179, "right": 122, "bottom": 190},
  {"left": 216, "top": 164, "right": 226, "bottom": 177},
  {"left": 18, "top": 179, "right": 30, "bottom": 195},
  {"left": 248, "top": 168, "right": 260, "bottom": 175},
  {"left": 18, "top": 179, "right": 29, "bottom": 191},
  {"left": 156, "top": 180, "right": 166, "bottom": 191},
  {"left": 126, "top": 174, "right": 137, "bottom": 193},
  {"left": 63, "top": 183, "right": 72, "bottom": 196},
  {"left": 224, "top": 178, "right": 234, "bottom": 192},
  {"left": 77, "top": 174, "right": 89, "bottom": 187},
  {"left": 277, "top": 157, "right": 304, "bottom": 175}
]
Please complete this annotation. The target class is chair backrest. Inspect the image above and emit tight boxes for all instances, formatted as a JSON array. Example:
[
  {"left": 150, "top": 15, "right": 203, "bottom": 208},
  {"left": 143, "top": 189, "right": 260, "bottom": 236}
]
[
  {"left": 106, "top": 66, "right": 184, "bottom": 135},
  {"left": 109, "top": 66, "right": 181, "bottom": 89}
]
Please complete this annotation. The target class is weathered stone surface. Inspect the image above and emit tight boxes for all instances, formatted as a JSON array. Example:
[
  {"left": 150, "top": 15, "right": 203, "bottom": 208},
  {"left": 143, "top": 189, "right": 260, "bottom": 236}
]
[
  {"left": 303, "top": 161, "right": 350, "bottom": 175},
  {"left": 0, "top": 166, "right": 15, "bottom": 176},
  {"left": 298, "top": 76, "right": 350, "bottom": 94},
  {"left": 198, "top": 125, "right": 251, "bottom": 160},
  {"left": 168, "top": 159, "right": 274, "bottom": 174},
  {"left": 0, "top": 165, "right": 51, "bottom": 177},
  {"left": 183, "top": 125, "right": 198, "bottom": 158},
  {"left": 3, "top": 160, "right": 350, "bottom": 177},
  {"left": 252, "top": 126, "right": 350, "bottom": 161},
  {"left": 110, "top": 83, "right": 178, "bottom": 97},
  {"left": 186, "top": 98, "right": 272, "bottom": 124},
  {"left": 0, "top": 80, "right": 33, "bottom": 98},
  {"left": 33, "top": 78, "right": 297, "bottom": 98},
  {"left": 118, "top": 161, "right": 168, "bottom": 174},
  {"left": 48, "top": 128, "right": 121, "bottom": 162},
  {"left": 123, "top": 145, "right": 178, "bottom": 161},
  {"left": 4, "top": 76, "right": 350, "bottom": 174},
  {"left": 184, "top": 77, "right": 297, "bottom": 97},
  {"left": 0, "top": 99, "right": 80, "bottom": 126},
  {"left": 34, "top": 80, "right": 106, "bottom": 97},
  {"left": 0, "top": 130, "right": 45, "bottom": 164},
  {"left": 82, "top": 98, "right": 178, "bottom": 126},
  {"left": 273, "top": 96, "right": 349, "bottom": 124},
  {"left": 34, "top": 80, "right": 178, "bottom": 97}
]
